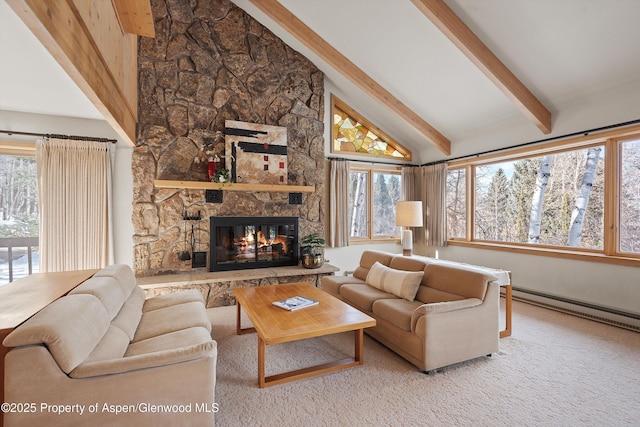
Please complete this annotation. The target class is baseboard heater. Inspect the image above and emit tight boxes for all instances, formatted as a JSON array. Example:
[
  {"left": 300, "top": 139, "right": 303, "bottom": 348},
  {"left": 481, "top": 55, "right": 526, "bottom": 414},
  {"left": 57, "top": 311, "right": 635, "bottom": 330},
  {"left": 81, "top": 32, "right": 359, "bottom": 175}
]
[{"left": 511, "top": 287, "right": 640, "bottom": 332}]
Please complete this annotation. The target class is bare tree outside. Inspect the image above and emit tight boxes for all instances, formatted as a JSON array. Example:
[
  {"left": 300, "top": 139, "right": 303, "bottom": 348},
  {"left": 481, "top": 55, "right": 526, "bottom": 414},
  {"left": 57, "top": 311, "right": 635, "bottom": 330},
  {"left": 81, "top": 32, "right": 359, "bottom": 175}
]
[
  {"left": 451, "top": 146, "right": 607, "bottom": 250},
  {"left": 568, "top": 147, "right": 602, "bottom": 247},
  {"left": 0, "top": 155, "right": 39, "bottom": 235},
  {"left": 446, "top": 168, "right": 466, "bottom": 238},
  {"left": 528, "top": 155, "right": 553, "bottom": 244},
  {"left": 373, "top": 173, "right": 401, "bottom": 237},
  {"left": 0, "top": 154, "right": 40, "bottom": 285},
  {"left": 348, "top": 171, "right": 368, "bottom": 238},
  {"left": 620, "top": 139, "right": 640, "bottom": 253},
  {"left": 348, "top": 170, "right": 402, "bottom": 239}
]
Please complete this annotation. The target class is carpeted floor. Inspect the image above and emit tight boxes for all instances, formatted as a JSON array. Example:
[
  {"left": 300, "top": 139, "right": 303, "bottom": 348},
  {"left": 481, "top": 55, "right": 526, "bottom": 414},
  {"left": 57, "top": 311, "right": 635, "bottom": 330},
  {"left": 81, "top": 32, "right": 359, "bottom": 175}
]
[{"left": 207, "top": 299, "right": 640, "bottom": 427}]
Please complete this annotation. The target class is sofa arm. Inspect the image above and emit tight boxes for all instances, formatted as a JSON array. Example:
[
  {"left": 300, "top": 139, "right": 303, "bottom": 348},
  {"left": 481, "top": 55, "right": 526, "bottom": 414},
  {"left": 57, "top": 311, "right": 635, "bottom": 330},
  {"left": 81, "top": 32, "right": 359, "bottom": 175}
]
[
  {"left": 410, "top": 298, "right": 482, "bottom": 332},
  {"left": 69, "top": 340, "right": 216, "bottom": 378}
]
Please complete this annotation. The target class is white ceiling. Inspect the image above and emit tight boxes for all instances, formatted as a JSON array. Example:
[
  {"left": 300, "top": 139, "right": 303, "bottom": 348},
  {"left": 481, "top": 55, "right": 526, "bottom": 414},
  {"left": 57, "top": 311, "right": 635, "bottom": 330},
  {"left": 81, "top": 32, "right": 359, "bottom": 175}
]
[
  {"left": 0, "top": 0, "right": 102, "bottom": 120},
  {"left": 2, "top": 0, "right": 640, "bottom": 162}
]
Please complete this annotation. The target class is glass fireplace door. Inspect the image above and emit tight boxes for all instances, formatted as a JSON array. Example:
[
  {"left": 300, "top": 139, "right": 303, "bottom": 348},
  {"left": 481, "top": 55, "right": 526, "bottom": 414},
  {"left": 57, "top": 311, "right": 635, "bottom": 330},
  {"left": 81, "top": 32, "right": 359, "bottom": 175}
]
[{"left": 210, "top": 217, "right": 298, "bottom": 271}]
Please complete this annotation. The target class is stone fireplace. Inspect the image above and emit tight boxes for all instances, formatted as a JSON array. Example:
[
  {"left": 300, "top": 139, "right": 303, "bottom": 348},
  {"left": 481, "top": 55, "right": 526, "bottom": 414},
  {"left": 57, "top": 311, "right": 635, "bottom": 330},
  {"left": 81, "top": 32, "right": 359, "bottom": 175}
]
[
  {"left": 210, "top": 216, "right": 299, "bottom": 271},
  {"left": 133, "top": 0, "right": 325, "bottom": 278}
]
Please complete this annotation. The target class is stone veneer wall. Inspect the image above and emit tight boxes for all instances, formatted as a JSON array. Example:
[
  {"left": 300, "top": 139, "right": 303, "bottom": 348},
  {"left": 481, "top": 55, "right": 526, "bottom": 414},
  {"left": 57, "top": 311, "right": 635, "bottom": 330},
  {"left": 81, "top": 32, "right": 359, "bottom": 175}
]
[{"left": 133, "top": 0, "right": 325, "bottom": 277}]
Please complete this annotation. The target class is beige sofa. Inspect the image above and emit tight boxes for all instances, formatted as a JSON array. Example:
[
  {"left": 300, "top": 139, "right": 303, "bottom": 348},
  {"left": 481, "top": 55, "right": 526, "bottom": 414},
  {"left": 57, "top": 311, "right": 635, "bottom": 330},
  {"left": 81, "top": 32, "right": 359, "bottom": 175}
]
[
  {"left": 322, "top": 251, "right": 500, "bottom": 373},
  {"left": 2, "top": 265, "right": 217, "bottom": 427}
]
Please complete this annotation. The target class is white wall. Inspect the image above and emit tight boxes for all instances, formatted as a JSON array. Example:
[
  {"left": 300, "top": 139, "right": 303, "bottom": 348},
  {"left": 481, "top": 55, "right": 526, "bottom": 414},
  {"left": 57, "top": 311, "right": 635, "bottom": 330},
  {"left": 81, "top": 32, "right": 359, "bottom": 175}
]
[
  {"left": 420, "top": 244, "right": 639, "bottom": 316},
  {"left": 0, "top": 110, "right": 134, "bottom": 266}
]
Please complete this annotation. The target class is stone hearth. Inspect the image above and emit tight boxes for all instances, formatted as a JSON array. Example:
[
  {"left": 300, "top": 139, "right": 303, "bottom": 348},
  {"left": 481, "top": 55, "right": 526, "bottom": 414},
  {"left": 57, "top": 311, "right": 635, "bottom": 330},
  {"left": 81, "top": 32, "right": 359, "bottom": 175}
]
[{"left": 137, "top": 264, "right": 338, "bottom": 308}]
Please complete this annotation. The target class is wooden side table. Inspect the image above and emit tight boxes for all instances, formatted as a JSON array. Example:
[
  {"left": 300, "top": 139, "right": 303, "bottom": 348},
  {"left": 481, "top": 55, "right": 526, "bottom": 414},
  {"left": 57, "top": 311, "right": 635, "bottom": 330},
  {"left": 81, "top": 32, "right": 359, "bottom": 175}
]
[{"left": 500, "top": 283, "right": 512, "bottom": 338}]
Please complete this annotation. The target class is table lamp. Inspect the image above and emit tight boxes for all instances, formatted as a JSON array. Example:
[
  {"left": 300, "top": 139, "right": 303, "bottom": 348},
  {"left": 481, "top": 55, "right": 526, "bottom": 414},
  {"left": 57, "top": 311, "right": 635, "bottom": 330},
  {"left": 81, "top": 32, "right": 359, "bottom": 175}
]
[{"left": 395, "top": 201, "right": 423, "bottom": 256}]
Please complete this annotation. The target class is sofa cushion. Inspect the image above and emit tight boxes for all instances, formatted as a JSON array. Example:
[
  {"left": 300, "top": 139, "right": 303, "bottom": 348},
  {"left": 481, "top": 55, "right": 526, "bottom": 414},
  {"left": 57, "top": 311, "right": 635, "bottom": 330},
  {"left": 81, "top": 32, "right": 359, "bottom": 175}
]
[
  {"left": 372, "top": 298, "right": 423, "bottom": 332},
  {"left": 321, "top": 275, "right": 366, "bottom": 295},
  {"left": 3, "top": 294, "right": 110, "bottom": 373},
  {"left": 133, "top": 301, "right": 212, "bottom": 342},
  {"left": 94, "top": 264, "right": 138, "bottom": 299},
  {"left": 353, "top": 250, "right": 394, "bottom": 281},
  {"left": 143, "top": 289, "right": 205, "bottom": 312},
  {"left": 366, "top": 262, "right": 424, "bottom": 301},
  {"left": 340, "top": 283, "right": 397, "bottom": 311},
  {"left": 389, "top": 256, "right": 428, "bottom": 272},
  {"left": 111, "top": 289, "right": 145, "bottom": 340},
  {"left": 125, "top": 327, "right": 214, "bottom": 357},
  {"left": 415, "top": 286, "right": 466, "bottom": 304},
  {"left": 84, "top": 325, "right": 130, "bottom": 363},
  {"left": 69, "top": 276, "right": 125, "bottom": 320},
  {"left": 422, "top": 264, "right": 495, "bottom": 300},
  {"left": 70, "top": 329, "right": 216, "bottom": 378}
]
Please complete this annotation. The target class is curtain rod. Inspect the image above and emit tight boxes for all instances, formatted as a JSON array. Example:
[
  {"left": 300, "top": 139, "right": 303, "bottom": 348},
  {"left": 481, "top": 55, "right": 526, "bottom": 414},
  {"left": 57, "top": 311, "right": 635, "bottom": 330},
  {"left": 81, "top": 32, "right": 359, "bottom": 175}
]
[
  {"left": 0, "top": 129, "right": 117, "bottom": 143},
  {"left": 326, "top": 156, "right": 410, "bottom": 167},
  {"left": 420, "top": 118, "right": 640, "bottom": 167}
]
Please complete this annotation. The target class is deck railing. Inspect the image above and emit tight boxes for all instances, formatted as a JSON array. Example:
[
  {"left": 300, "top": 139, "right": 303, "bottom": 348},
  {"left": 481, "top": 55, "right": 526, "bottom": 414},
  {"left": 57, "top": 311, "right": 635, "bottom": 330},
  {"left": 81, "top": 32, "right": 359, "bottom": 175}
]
[{"left": 0, "top": 236, "right": 39, "bottom": 283}]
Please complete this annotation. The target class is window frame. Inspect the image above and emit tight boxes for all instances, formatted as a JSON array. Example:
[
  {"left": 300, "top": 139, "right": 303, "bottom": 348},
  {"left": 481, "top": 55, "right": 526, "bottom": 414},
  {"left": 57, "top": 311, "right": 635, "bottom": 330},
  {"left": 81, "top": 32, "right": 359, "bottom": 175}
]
[
  {"left": 348, "top": 163, "right": 403, "bottom": 244},
  {"left": 445, "top": 124, "right": 640, "bottom": 267},
  {"left": 0, "top": 140, "right": 36, "bottom": 156}
]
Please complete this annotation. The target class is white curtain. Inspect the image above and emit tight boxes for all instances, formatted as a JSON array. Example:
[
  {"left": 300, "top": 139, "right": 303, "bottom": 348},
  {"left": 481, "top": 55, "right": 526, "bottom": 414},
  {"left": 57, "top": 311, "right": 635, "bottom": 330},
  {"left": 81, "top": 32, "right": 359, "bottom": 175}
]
[
  {"left": 402, "top": 163, "right": 447, "bottom": 247},
  {"left": 328, "top": 159, "right": 350, "bottom": 247},
  {"left": 36, "top": 137, "right": 114, "bottom": 271}
]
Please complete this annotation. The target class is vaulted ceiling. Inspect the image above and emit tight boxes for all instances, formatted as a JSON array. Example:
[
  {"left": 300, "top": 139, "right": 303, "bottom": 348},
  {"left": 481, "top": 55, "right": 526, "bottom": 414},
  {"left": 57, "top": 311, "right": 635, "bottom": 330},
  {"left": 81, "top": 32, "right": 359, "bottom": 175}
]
[{"left": 2, "top": 0, "right": 640, "bottom": 162}]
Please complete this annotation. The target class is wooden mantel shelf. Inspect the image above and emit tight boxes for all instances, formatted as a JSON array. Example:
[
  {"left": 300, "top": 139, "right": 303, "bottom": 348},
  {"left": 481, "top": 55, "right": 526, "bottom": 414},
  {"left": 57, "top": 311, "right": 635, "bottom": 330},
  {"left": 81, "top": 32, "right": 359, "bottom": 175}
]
[{"left": 154, "top": 180, "right": 315, "bottom": 193}]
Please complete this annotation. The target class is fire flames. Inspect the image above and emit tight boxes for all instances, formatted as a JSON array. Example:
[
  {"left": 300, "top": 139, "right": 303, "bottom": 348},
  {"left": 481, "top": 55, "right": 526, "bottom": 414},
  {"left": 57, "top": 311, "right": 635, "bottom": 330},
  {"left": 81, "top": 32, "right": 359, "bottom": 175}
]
[{"left": 236, "top": 230, "right": 288, "bottom": 255}]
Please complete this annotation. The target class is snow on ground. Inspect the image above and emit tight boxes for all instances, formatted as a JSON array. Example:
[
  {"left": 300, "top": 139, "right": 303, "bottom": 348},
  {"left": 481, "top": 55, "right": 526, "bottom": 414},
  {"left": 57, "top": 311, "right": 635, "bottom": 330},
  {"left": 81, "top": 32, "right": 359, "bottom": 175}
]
[{"left": 0, "top": 252, "right": 39, "bottom": 286}]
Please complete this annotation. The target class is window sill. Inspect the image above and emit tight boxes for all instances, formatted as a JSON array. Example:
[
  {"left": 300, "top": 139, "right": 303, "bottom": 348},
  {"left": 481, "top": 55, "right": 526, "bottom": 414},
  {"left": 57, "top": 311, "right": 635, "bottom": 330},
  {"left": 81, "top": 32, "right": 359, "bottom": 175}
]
[
  {"left": 447, "top": 240, "right": 640, "bottom": 268},
  {"left": 349, "top": 237, "right": 401, "bottom": 245}
]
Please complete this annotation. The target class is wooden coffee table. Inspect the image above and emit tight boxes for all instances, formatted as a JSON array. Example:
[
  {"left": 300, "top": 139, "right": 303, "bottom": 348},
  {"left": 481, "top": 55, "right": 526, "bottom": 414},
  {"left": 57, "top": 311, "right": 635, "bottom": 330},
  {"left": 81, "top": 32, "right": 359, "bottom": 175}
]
[{"left": 234, "top": 282, "right": 376, "bottom": 388}]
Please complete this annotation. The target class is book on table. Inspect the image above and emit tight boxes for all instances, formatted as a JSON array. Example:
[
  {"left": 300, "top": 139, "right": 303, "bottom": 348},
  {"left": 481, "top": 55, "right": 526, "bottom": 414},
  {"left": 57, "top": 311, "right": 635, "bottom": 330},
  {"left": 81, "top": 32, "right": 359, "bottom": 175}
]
[{"left": 272, "top": 296, "right": 319, "bottom": 311}]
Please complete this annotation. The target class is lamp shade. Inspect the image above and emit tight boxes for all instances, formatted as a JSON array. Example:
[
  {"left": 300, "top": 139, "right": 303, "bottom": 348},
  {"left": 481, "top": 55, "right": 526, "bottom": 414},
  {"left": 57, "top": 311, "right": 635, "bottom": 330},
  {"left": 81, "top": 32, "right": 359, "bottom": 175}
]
[{"left": 395, "top": 201, "right": 423, "bottom": 227}]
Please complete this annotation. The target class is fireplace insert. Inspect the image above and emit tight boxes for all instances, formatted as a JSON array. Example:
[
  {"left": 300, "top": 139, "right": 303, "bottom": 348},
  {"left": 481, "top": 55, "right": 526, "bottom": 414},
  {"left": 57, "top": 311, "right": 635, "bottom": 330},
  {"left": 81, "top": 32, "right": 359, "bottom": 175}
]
[{"left": 209, "top": 216, "right": 299, "bottom": 271}]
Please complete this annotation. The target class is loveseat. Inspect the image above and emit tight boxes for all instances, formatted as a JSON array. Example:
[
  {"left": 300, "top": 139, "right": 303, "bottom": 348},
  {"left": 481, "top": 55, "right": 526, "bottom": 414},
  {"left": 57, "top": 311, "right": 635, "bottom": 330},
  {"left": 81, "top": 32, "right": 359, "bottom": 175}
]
[
  {"left": 322, "top": 251, "right": 500, "bottom": 372},
  {"left": 2, "top": 264, "right": 217, "bottom": 427}
]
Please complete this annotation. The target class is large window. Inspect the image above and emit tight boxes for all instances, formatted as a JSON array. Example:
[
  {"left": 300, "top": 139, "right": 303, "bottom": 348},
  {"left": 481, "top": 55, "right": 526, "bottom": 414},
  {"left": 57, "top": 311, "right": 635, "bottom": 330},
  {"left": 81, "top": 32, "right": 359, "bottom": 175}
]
[
  {"left": 0, "top": 143, "right": 40, "bottom": 284},
  {"left": 474, "top": 147, "right": 604, "bottom": 248},
  {"left": 348, "top": 165, "right": 402, "bottom": 242},
  {"left": 445, "top": 128, "right": 640, "bottom": 264}
]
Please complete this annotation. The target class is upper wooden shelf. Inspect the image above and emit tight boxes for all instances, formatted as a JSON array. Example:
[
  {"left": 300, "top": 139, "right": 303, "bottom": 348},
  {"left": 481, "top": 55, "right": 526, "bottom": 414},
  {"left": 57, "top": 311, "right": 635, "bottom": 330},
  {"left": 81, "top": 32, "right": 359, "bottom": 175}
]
[{"left": 154, "top": 180, "right": 315, "bottom": 193}]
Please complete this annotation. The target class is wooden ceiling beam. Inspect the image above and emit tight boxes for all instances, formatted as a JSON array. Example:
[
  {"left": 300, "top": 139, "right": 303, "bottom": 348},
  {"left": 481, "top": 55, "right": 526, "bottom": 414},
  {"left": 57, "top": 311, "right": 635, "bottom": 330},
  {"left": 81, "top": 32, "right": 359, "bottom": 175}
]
[
  {"left": 112, "top": 0, "right": 155, "bottom": 37},
  {"left": 248, "top": 0, "right": 451, "bottom": 155},
  {"left": 6, "top": 0, "right": 138, "bottom": 146},
  {"left": 412, "top": 0, "right": 552, "bottom": 134}
]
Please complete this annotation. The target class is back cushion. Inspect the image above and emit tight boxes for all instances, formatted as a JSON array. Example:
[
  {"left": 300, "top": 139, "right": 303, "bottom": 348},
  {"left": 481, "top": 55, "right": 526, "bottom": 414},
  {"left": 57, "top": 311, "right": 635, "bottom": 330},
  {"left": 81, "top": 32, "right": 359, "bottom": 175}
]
[
  {"left": 69, "top": 276, "right": 125, "bottom": 320},
  {"left": 83, "top": 325, "right": 130, "bottom": 363},
  {"left": 389, "top": 256, "right": 428, "bottom": 272},
  {"left": 3, "top": 294, "right": 110, "bottom": 373},
  {"left": 111, "top": 287, "right": 145, "bottom": 340},
  {"left": 415, "top": 286, "right": 465, "bottom": 304},
  {"left": 354, "top": 250, "right": 394, "bottom": 281},
  {"left": 94, "top": 264, "right": 137, "bottom": 299},
  {"left": 421, "top": 264, "right": 495, "bottom": 300}
]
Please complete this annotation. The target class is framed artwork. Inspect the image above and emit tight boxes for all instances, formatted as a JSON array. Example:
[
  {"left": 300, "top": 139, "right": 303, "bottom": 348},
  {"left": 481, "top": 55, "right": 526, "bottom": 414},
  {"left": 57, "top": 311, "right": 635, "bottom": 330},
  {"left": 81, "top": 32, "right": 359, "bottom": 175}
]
[{"left": 224, "top": 120, "right": 288, "bottom": 185}]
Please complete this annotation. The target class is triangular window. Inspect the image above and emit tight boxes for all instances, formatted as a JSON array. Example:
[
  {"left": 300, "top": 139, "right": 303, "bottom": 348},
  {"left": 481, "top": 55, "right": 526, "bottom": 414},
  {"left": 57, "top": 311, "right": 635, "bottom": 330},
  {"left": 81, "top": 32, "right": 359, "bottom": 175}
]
[{"left": 331, "top": 95, "right": 411, "bottom": 161}]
